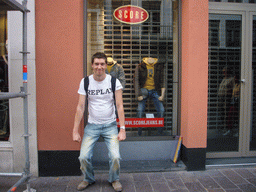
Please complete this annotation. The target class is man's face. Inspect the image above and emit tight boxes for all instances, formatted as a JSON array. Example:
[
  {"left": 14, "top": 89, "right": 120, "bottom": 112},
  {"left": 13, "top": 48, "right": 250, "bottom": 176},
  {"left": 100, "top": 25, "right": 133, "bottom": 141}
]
[{"left": 92, "top": 58, "right": 107, "bottom": 76}]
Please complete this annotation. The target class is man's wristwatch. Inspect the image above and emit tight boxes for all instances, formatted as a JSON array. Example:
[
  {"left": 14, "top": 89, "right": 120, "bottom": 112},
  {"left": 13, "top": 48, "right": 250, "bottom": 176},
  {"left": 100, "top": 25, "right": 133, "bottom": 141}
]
[{"left": 120, "top": 126, "right": 125, "bottom": 130}]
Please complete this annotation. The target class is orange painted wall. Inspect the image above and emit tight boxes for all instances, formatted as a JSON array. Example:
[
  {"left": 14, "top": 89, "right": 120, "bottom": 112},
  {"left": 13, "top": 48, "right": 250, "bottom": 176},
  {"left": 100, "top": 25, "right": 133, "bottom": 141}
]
[
  {"left": 180, "top": 0, "right": 208, "bottom": 148},
  {"left": 35, "top": 0, "right": 208, "bottom": 151},
  {"left": 35, "top": 0, "right": 84, "bottom": 150}
]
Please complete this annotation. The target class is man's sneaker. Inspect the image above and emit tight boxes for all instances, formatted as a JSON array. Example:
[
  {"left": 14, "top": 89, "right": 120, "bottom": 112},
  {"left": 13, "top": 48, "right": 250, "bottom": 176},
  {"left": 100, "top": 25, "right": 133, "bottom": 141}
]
[
  {"left": 77, "top": 181, "right": 94, "bottom": 191},
  {"left": 111, "top": 180, "right": 122, "bottom": 191}
]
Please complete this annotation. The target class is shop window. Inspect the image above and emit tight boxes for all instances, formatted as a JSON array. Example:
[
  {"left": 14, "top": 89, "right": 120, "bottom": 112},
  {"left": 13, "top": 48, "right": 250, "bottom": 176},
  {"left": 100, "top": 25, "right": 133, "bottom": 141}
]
[
  {"left": 0, "top": 11, "right": 9, "bottom": 141},
  {"left": 87, "top": 0, "right": 179, "bottom": 138}
]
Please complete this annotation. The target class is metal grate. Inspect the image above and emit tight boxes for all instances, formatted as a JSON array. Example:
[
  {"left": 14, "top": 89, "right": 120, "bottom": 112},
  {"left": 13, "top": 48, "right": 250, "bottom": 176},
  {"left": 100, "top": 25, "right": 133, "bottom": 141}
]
[
  {"left": 104, "top": 1, "right": 173, "bottom": 136},
  {"left": 207, "top": 14, "right": 241, "bottom": 152}
]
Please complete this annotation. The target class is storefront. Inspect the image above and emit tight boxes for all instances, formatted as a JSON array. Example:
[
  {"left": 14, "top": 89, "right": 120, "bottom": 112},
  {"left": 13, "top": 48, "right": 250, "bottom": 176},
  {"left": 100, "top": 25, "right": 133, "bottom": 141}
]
[
  {"left": 36, "top": 0, "right": 208, "bottom": 175},
  {"left": 0, "top": 0, "right": 208, "bottom": 176},
  {"left": 1, "top": 0, "right": 255, "bottom": 177}
]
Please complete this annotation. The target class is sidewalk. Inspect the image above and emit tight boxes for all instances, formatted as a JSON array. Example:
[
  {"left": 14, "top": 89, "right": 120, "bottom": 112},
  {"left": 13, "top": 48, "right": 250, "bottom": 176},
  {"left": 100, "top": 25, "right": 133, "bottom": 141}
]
[{"left": 1, "top": 166, "right": 256, "bottom": 192}]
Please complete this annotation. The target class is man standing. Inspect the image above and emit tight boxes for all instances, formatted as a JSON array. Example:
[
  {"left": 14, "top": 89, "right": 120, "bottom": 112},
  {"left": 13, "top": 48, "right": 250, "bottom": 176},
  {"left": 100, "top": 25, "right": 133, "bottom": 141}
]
[{"left": 73, "top": 52, "right": 126, "bottom": 191}]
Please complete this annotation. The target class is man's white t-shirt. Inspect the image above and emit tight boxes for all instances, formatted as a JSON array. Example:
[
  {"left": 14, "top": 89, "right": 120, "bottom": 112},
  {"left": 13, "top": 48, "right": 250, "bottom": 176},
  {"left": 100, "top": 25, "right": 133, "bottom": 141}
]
[{"left": 78, "top": 74, "right": 123, "bottom": 124}]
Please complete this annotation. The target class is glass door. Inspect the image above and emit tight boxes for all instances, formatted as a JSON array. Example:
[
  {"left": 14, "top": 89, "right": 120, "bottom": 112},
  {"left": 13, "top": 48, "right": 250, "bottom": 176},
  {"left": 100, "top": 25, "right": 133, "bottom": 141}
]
[
  {"left": 250, "top": 13, "right": 256, "bottom": 153},
  {"left": 207, "top": 12, "right": 243, "bottom": 157},
  {"left": 207, "top": 9, "right": 256, "bottom": 158}
]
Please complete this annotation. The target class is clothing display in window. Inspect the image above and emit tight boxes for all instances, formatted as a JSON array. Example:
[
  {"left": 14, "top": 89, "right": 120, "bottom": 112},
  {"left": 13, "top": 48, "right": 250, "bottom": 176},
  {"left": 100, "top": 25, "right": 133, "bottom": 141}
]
[
  {"left": 106, "top": 57, "right": 126, "bottom": 90},
  {"left": 134, "top": 57, "right": 165, "bottom": 136}
]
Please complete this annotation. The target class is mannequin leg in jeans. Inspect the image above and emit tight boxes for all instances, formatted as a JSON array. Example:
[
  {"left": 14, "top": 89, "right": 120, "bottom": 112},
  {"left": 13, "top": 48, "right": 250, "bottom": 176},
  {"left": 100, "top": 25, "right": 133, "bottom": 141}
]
[
  {"left": 137, "top": 99, "right": 147, "bottom": 136},
  {"left": 150, "top": 90, "right": 165, "bottom": 135},
  {"left": 137, "top": 89, "right": 164, "bottom": 136}
]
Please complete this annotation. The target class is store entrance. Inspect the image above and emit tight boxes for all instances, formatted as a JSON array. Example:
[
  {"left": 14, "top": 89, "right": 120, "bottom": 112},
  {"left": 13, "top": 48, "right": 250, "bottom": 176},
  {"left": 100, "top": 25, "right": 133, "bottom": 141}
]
[{"left": 207, "top": 5, "right": 256, "bottom": 158}]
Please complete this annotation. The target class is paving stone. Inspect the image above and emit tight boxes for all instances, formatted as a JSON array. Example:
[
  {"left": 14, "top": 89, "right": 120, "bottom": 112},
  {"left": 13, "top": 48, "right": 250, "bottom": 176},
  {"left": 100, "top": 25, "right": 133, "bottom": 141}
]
[
  {"left": 47, "top": 184, "right": 67, "bottom": 192},
  {"left": 225, "top": 189, "right": 243, "bottom": 192},
  {"left": 197, "top": 175, "right": 221, "bottom": 189},
  {"left": 134, "top": 180, "right": 153, "bottom": 192},
  {"left": 66, "top": 177, "right": 82, "bottom": 190},
  {"left": 51, "top": 177, "right": 70, "bottom": 186},
  {"left": 151, "top": 182, "right": 171, "bottom": 192},
  {"left": 207, "top": 189, "right": 226, "bottom": 192},
  {"left": 66, "top": 185, "right": 79, "bottom": 192},
  {"left": 247, "top": 177, "right": 256, "bottom": 186},
  {"left": 206, "top": 169, "right": 225, "bottom": 177},
  {"left": 233, "top": 168, "right": 256, "bottom": 179},
  {"left": 132, "top": 172, "right": 149, "bottom": 182},
  {"left": 121, "top": 181, "right": 136, "bottom": 192},
  {"left": 148, "top": 172, "right": 165, "bottom": 182},
  {"left": 170, "top": 189, "right": 189, "bottom": 192},
  {"left": 249, "top": 167, "right": 256, "bottom": 175},
  {"left": 220, "top": 169, "right": 248, "bottom": 184},
  {"left": 171, "top": 178, "right": 187, "bottom": 189},
  {"left": 184, "top": 181, "right": 207, "bottom": 192},
  {"left": 179, "top": 171, "right": 198, "bottom": 183},
  {"left": 237, "top": 183, "right": 256, "bottom": 192},
  {"left": 193, "top": 170, "right": 210, "bottom": 178},
  {"left": 86, "top": 182, "right": 102, "bottom": 192},
  {"left": 101, "top": 180, "right": 115, "bottom": 192},
  {"left": 213, "top": 176, "right": 239, "bottom": 190},
  {"left": 120, "top": 174, "right": 136, "bottom": 192},
  {"left": 166, "top": 179, "right": 178, "bottom": 190},
  {"left": 163, "top": 172, "right": 180, "bottom": 180}
]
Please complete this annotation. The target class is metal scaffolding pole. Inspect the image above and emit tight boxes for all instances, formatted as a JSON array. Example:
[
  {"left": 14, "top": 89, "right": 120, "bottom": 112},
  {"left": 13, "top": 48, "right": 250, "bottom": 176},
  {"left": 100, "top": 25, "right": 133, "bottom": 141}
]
[
  {"left": 0, "top": 92, "right": 27, "bottom": 100},
  {"left": 8, "top": 1, "right": 33, "bottom": 190},
  {"left": 0, "top": 0, "right": 35, "bottom": 191}
]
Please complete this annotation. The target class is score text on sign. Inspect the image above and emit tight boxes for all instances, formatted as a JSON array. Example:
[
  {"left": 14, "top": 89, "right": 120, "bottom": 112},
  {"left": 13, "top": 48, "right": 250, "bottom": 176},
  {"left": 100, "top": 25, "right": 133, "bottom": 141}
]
[{"left": 113, "top": 5, "right": 149, "bottom": 24}]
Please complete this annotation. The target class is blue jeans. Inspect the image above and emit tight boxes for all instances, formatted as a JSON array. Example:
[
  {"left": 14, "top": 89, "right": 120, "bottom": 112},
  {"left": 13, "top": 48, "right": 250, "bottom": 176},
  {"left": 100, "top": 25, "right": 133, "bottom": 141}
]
[
  {"left": 78, "top": 121, "right": 120, "bottom": 183},
  {"left": 137, "top": 89, "right": 165, "bottom": 135}
]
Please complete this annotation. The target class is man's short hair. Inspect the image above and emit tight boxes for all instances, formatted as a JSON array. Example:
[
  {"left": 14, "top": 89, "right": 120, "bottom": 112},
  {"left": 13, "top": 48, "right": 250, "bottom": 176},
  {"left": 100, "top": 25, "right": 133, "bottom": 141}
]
[{"left": 91, "top": 52, "right": 107, "bottom": 64}]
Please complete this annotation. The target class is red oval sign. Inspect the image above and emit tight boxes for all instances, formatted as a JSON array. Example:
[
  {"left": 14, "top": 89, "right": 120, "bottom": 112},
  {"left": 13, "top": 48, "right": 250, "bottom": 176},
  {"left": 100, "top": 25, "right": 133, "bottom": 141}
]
[{"left": 113, "top": 5, "right": 149, "bottom": 24}]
